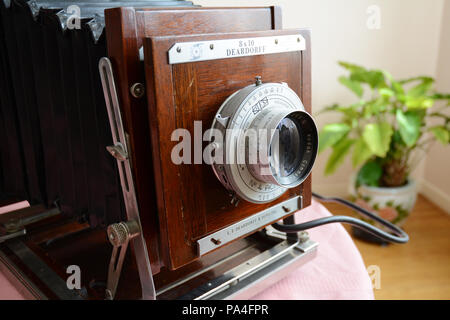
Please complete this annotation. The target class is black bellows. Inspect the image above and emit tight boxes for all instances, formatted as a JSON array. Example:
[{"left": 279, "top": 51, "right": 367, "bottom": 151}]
[{"left": 0, "top": 0, "right": 193, "bottom": 226}]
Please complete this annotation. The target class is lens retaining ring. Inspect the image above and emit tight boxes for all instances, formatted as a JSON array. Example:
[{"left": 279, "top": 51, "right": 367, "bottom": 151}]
[{"left": 210, "top": 81, "right": 318, "bottom": 204}]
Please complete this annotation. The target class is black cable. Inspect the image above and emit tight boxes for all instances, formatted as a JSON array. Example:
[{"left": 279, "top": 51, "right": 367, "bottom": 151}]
[{"left": 272, "top": 192, "right": 409, "bottom": 244}]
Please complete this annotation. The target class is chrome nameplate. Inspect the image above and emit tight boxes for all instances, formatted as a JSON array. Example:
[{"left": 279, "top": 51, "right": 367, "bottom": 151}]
[
  {"left": 197, "top": 195, "right": 303, "bottom": 256},
  {"left": 168, "top": 34, "right": 306, "bottom": 64}
]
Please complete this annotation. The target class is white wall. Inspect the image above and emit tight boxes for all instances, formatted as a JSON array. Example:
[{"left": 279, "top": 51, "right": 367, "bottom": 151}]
[
  {"left": 422, "top": 1, "right": 450, "bottom": 214},
  {"left": 195, "top": 1, "right": 447, "bottom": 201}
]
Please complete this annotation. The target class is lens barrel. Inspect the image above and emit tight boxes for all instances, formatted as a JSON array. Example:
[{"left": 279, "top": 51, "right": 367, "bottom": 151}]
[
  {"left": 246, "top": 108, "right": 318, "bottom": 188},
  {"left": 210, "top": 81, "right": 318, "bottom": 204}
]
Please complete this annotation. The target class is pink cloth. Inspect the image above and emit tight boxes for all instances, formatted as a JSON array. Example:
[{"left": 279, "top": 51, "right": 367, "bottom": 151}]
[
  {"left": 0, "top": 201, "right": 29, "bottom": 215},
  {"left": 0, "top": 275, "right": 24, "bottom": 300},
  {"left": 0, "top": 200, "right": 30, "bottom": 300},
  {"left": 0, "top": 200, "right": 373, "bottom": 300}
]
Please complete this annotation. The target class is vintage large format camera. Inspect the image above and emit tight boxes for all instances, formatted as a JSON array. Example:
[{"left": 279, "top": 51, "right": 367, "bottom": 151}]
[
  {"left": 0, "top": 1, "right": 317, "bottom": 300},
  {"left": 0, "top": 1, "right": 405, "bottom": 300}
]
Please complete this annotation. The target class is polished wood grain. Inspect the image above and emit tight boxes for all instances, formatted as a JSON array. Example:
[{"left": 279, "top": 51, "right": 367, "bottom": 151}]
[
  {"left": 322, "top": 195, "right": 450, "bottom": 300},
  {"left": 144, "top": 29, "right": 311, "bottom": 269},
  {"left": 106, "top": 6, "right": 312, "bottom": 271},
  {"left": 105, "top": 6, "right": 286, "bottom": 274}
]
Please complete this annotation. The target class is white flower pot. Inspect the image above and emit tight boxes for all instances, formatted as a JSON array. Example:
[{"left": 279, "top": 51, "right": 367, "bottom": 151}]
[{"left": 353, "top": 179, "right": 417, "bottom": 226}]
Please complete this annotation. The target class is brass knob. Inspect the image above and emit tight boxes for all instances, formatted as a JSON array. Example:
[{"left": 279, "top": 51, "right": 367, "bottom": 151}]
[{"left": 107, "top": 220, "right": 140, "bottom": 247}]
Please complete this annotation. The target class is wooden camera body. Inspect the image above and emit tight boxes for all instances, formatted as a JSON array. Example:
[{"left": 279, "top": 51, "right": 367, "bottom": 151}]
[{"left": 104, "top": 6, "right": 313, "bottom": 273}]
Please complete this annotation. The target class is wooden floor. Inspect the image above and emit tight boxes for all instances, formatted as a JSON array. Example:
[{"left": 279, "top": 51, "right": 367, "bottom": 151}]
[{"left": 322, "top": 195, "right": 450, "bottom": 300}]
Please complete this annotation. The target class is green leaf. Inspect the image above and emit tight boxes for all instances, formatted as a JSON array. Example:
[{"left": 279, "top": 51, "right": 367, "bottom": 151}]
[
  {"left": 318, "top": 123, "right": 351, "bottom": 154},
  {"left": 396, "top": 109, "right": 422, "bottom": 147},
  {"left": 362, "top": 122, "right": 393, "bottom": 157},
  {"left": 383, "top": 71, "right": 405, "bottom": 95},
  {"left": 430, "top": 93, "right": 450, "bottom": 100},
  {"left": 407, "top": 77, "right": 434, "bottom": 97},
  {"left": 399, "top": 76, "right": 433, "bottom": 85},
  {"left": 352, "top": 138, "right": 373, "bottom": 167},
  {"left": 319, "top": 104, "right": 361, "bottom": 121},
  {"left": 430, "top": 126, "right": 449, "bottom": 145},
  {"left": 379, "top": 88, "right": 394, "bottom": 98},
  {"left": 338, "top": 62, "right": 386, "bottom": 89},
  {"left": 339, "top": 76, "right": 363, "bottom": 97},
  {"left": 324, "top": 138, "right": 355, "bottom": 175},
  {"left": 339, "top": 105, "right": 360, "bottom": 119},
  {"left": 392, "top": 130, "right": 406, "bottom": 147},
  {"left": 405, "top": 96, "right": 434, "bottom": 109},
  {"left": 389, "top": 130, "right": 409, "bottom": 160},
  {"left": 338, "top": 61, "right": 366, "bottom": 73},
  {"left": 363, "top": 98, "right": 387, "bottom": 118},
  {"left": 318, "top": 104, "right": 340, "bottom": 114},
  {"left": 356, "top": 160, "right": 382, "bottom": 187},
  {"left": 392, "top": 81, "right": 405, "bottom": 95},
  {"left": 351, "top": 70, "right": 386, "bottom": 89}
]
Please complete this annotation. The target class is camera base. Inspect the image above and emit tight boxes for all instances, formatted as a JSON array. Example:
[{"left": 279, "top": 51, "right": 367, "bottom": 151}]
[
  {"left": 0, "top": 209, "right": 318, "bottom": 300},
  {"left": 163, "top": 237, "right": 318, "bottom": 300}
]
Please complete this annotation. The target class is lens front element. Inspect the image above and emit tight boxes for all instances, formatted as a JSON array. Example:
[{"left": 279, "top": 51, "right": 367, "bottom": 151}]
[
  {"left": 272, "top": 117, "right": 301, "bottom": 177},
  {"left": 247, "top": 108, "right": 318, "bottom": 189}
]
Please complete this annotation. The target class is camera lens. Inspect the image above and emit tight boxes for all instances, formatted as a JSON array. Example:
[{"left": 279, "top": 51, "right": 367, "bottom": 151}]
[
  {"left": 210, "top": 82, "right": 318, "bottom": 203},
  {"left": 248, "top": 109, "right": 317, "bottom": 189}
]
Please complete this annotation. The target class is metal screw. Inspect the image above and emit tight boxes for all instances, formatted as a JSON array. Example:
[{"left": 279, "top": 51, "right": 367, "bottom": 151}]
[
  {"left": 105, "top": 289, "right": 113, "bottom": 300},
  {"left": 106, "top": 144, "right": 128, "bottom": 161},
  {"left": 298, "top": 231, "right": 310, "bottom": 243},
  {"left": 176, "top": 46, "right": 181, "bottom": 53},
  {"left": 255, "top": 76, "right": 262, "bottom": 86},
  {"left": 130, "top": 83, "right": 145, "bottom": 99},
  {"left": 4, "top": 218, "right": 21, "bottom": 233},
  {"left": 230, "top": 195, "right": 240, "bottom": 206},
  {"left": 210, "top": 43, "right": 214, "bottom": 50}
]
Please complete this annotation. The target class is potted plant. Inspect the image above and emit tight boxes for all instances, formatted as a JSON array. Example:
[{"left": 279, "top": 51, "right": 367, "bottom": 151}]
[{"left": 319, "top": 62, "right": 450, "bottom": 233}]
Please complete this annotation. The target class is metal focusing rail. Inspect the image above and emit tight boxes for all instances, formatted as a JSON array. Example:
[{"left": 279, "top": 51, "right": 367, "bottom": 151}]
[
  {"left": 159, "top": 234, "right": 318, "bottom": 300},
  {"left": 0, "top": 206, "right": 61, "bottom": 244},
  {"left": 99, "top": 57, "right": 155, "bottom": 300},
  {"left": 199, "top": 239, "right": 317, "bottom": 300}
]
